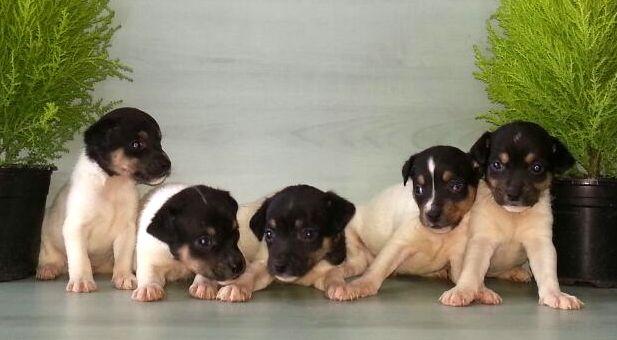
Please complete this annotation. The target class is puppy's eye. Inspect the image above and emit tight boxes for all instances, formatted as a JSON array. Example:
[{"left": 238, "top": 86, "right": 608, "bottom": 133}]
[
  {"left": 414, "top": 185, "right": 424, "bottom": 196},
  {"left": 194, "top": 236, "right": 214, "bottom": 249},
  {"left": 130, "top": 140, "right": 145, "bottom": 150},
  {"left": 264, "top": 228, "right": 275, "bottom": 243},
  {"left": 491, "top": 161, "right": 504, "bottom": 172},
  {"left": 299, "top": 228, "right": 319, "bottom": 242},
  {"left": 449, "top": 180, "right": 465, "bottom": 193},
  {"left": 530, "top": 162, "right": 544, "bottom": 175}
]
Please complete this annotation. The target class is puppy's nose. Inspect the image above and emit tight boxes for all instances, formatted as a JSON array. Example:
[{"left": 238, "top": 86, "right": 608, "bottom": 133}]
[
  {"left": 506, "top": 187, "right": 522, "bottom": 201},
  {"left": 426, "top": 208, "right": 442, "bottom": 223},
  {"left": 273, "top": 261, "right": 287, "bottom": 274},
  {"left": 158, "top": 153, "right": 171, "bottom": 173}
]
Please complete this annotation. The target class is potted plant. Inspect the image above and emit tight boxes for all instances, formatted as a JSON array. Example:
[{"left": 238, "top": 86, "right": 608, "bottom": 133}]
[
  {"left": 473, "top": 0, "right": 617, "bottom": 287},
  {"left": 0, "top": 0, "right": 130, "bottom": 281}
]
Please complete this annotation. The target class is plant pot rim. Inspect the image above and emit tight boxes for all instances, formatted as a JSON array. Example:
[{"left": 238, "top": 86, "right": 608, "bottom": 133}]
[
  {"left": 554, "top": 177, "right": 617, "bottom": 186},
  {"left": 0, "top": 165, "right": 57, "bottom": 173}
]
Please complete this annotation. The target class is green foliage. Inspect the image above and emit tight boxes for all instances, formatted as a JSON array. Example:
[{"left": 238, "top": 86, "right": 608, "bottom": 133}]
[
  {"left": 475, "top": 0, "right": 617, "bottom": 178},
  {"left": 0, "top": 0, "right": 131, "bottom": 167}
]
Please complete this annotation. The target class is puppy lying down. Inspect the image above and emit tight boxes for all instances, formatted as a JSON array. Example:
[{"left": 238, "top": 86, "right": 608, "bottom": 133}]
[
  {"left": 216, "top": 185, "right": 356, "bottom": 302},
  {"left": 133, "top": 184, "right": 246, "bottom": 302},
  {"left": 37, "top": 108, "right": 171, "bottom": 293},
  {"left": 440, "top": 122, "right": 583, "bottom": 310},
  {"left": 327, "top": 146, "right": 488, "bottom": 300}
]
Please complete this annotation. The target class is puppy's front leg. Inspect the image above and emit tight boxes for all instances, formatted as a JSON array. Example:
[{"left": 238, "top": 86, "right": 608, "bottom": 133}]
[
  {"left": 440, "top": 237, "right": 499, "bottom": 306},
  {"left": 189, "top": 275, "right": 219, "bottom": 300},
  {"left": 217, "top": 260, "right": 273, "bottom": 302},
  {"left": 63, "top": 216, "right": 97, "bottom": 293},
  {"left": 111, "top": 222, "right": 138, "bottom": 290},
  {"left": 132, "top": 265, "right": 166, "bottom": 302},
  {"left": 329, "top": 239, "right": 415, "bottom": 301},
  {"left": 523, "top": 236, "right": 583, "bottom": 310}
]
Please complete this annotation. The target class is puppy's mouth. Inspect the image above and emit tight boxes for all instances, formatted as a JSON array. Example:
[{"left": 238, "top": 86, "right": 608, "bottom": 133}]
[
  {"left": 502, "top": 205, "right": 531, "bottom": 213},
  {"left": 143, "top": 175, "right": 168, "bottom": 186},
  {"left": 424, "top": 225, "right": 453, "bottom": 234},
  {"left": 275, "top": 275, "right": 299, "bottom": 283}
]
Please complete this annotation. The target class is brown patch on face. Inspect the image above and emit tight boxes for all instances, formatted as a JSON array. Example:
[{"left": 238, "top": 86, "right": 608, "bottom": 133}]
[
  {"left": 178, "top": 245, "right": 213, "bottom": 276},
  {"left": 417, "top": 175, "right": 425, "bottom": 185},
  {"left": 442, "top": 171, "right": 453, "bottom": 182},
  {"left": 533, "top": 173, "right": 552, "bottom": 191},
  {"left": 525, "top": 153, "right": 536, "bottom": 164},
  {"left": 441, "top": 186, "right": 477, "bottom": 225},
  {"left": 110, "top": 149, "right": 138, "bottom": 176},
  {"left": 268, "top": 219, "right": 277, "bottom": 228},
  {"left": 294, "top": 219, "right": 304, "bottom": 228},
  {"left": 499, "top": 152, "right": 509, "bottom": 164},
  {"left": 488, "top": 178, "right": 499, "bottom": 188},
  {"left": 137, "top": 131, "right": 149, "bottom": 139},
  {"left": 308, "top": 237, "right": 332, "bottom": 265},
  {"left": 206, "top": 227, "right": 216, "bottom": 236}
]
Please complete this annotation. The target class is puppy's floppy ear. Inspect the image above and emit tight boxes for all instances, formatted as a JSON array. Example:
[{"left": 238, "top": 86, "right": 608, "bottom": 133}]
[
  {"left": 550, "top": 136, "right": 575, "bottom": 174},
  {"left": 469, "top": 131, "right": 492, "bottom": 169},
  {"left": 84, "top": 117, "right": 119, "bottom": 150},
  {"left": 324, "top": 191, "right": 355, "bottom": 236},
  {"left": 147, "top": 204, "right": 179, "bottom": 245},
  {"left": 401, "top": 155, "right": 418, "bottom": 186},
  {"left": 249, "top": 198, "right": 271, "bottom": 241}
]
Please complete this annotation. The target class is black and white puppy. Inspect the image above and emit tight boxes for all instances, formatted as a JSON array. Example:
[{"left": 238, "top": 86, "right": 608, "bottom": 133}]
[
  {"left": 37, "top": 108, "right": 171, "bottom": 293},
  {"left": 440, "top": 121, "right": 583, "bottom": 309},
  {"left": 132, "top": 184, "right": 245, "bottom": 302},
  {"left": 216, "top": 185, "right": 355, "bottom": 302}
]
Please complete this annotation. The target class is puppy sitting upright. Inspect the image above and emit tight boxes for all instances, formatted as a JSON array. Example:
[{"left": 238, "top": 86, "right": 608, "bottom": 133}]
[
  {"left": 37, "top": 108, "right": 171, "bottom": 293},
  {"left": 216, "top": 185, "right": 355, "bottom": 302},
  {"left": 440, "top": 122, "right": 583, "bottom": 310},
  {"left": 132, "top": 184, "right": 245, "bottom": 302},
  {"left": 328, "top": 146, "right": 482, "bottom": 301}
]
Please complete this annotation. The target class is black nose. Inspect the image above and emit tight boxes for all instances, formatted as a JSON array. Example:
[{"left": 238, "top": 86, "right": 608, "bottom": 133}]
[
  {"left": 273, "top": 261, "right": 287, "bottom": 274},
  {"left": 506, "top": 187, "right": 521, "bottom": 201},
  {"left": 158, "top": 153, "right": 171, "bottom": 173},
  {"left": 426, "top": 208, "right": 442, "bottom": 223},
  {"left": 231, "top": 258, "right": 245, "bottom": 275}
]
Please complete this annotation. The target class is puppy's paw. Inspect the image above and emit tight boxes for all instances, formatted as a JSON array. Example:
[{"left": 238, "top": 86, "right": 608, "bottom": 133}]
[
  {"left": 112, "top": 272, "right": 137, "bottom": 290},
  {"left": 66, "top": 277, "right": 97, "bottom": 293},
  {"left": 132, "top": 284, "right": 166, "bottom": 302},
  {"left": 217, "top": 284, "right": 252, "bottom": 302},
  {"left": 189, "top": 281, "right": 219, "bottom": 300},
  {"left": 476, "top": 287, "right": 502, "bottom": 305},
  {"left": 36, "top": 264, "right": 61, "bottom": 280},
  {"left": 327, "top": 280, "right": 378, "bottom": 301},
  {"left": 498, "top": 266, "right": 532, "bottom": 283},
  {"left": 439, "top": 287, "right": 475, "bottom": 307},
  {"left": 539, "top": 291, "right": 584, "bottom": 310}
]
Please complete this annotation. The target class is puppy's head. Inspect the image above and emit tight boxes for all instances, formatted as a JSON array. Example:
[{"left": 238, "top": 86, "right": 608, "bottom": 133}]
[
  {"left": 250, "top": 185, "right": 355, "bottom": 282},
  {"left": 402, "top": 146, "right": 481, "bottom": 232},
  {"left": 84, "top": 107, "right": 171, "bottom": 185},
  {"left": 470, "top": 121, "right": 575, "bottom": 210},
  {"left": 147, "top": 185, "right": 245, "bottom": 282}
]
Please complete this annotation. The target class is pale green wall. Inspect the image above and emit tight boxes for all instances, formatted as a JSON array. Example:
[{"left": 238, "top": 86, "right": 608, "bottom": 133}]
[{"left": 50, "top": 0, "right": 496, "bottom": 203}]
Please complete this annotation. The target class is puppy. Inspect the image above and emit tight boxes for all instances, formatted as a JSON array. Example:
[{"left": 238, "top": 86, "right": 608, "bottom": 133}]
[
  {"left": 36, "top": 108, "right": 171, "bottom": 293},
  {"left": 327, "top": 146, "right": 482, "bottom": 301},
  {"left": 216, "top": 185, "right": 356, "bottom": 302},
  {"left": 132, "top": 184, "right": 245, "bottom": 302},
  {"left": 440, "top": 122, "right": 583, "bottom": 310}
]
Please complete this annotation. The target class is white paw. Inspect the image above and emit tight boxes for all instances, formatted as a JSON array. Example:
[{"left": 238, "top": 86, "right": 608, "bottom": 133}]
[
  {"left": 36, "top": 264, "right": 61, "bottom": 280},
  {"left": 326, "top": 280, "right": 378, "bottom": 301},
  {"left": 439, "top": 287, "right": 475, "bottom": 307},
  {"left": 66, "top": 277, "right": 97, "bottom": 293},
  {"left": 216, "top": 284, "right": 252, "bottom": 302},
  {"left": 476, "top": 287, "right": 502, "bottom": 305},
  {"left": 539, "top": 291, "right": 584, "bottom": 310},
  {"left": 189, "top": 281, "right": 219, "bottom": 300},
  {"left": 131, "top": 283, "right": 166, "bottom": 302},
  {"left": 112, "top": 272, "right": 137, "bottom": 290}
]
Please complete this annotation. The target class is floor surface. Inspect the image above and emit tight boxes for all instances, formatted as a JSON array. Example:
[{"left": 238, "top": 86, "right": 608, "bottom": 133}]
[{"left": 1, "top": 276, "right": 615, "bottom": 340}]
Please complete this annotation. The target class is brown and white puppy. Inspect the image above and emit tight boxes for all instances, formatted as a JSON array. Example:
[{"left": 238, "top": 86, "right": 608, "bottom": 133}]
[
  {"left": 326, "top": 146, "right": 483, "bottom": 301},
  {"left": 216, "top": 185, "right": 355, "bottom": 302},
  {"left": 132, "top": 184, "right": 245, "bottom": 302},
  {"left": 37, "top": 108, "right": 171, "bottom": 293},
  {"left": 440, "top": 121, "right": 583, "bottom": 310}
]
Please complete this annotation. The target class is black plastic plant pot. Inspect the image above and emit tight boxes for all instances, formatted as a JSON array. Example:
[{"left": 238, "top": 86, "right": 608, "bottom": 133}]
[
  {"left": 0, "top": 167, "right": 54, "bottom": 281},
  {"left": 552, "top": 178, "right": 617, "bottom": 288}
]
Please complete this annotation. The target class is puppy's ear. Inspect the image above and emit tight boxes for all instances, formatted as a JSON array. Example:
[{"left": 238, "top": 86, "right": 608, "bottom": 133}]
[
  {"left": 84, "top": 118, "right": 119, "bottom": 150},
  {"left": 550, "top": 136, "right": 575, "bottom": 174},
  {"left": 402, "top": 154, "right": 418, "bottom": 186},
  {"left": 469, "top": 131, "right": 492, "bottom": 169},
  {"left": 324, "top": 191, "right": 355, "bottom": 236},
  {"left": 249, "top": 198, "right": 271, "bottom": 241},
  {"left": 147, "top": 204, "right": 179, "bottom": 245}
]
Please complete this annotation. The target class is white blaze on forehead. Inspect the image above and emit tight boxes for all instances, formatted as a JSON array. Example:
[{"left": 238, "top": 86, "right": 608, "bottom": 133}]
[{"left": 424, "top": 157, "right": 436, "bottom": 211}]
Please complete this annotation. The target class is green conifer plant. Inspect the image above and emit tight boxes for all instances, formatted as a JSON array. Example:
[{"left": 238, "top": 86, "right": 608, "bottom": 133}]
[
  {"left": 0, "top": 0, "right": 131, "bottom": 167},
  {"left": 475, "top": 0, "right": 617, "bottom": 178}
]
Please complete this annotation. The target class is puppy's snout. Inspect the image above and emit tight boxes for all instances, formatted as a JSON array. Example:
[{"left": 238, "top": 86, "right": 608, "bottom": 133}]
[
  {"left": 273, "top": 260, "right": 287, "bottom": 275},
  {"left": 155, "top": 152, "right": 171, "bottom": 175},
  {"left": 230, "top": 257, "right": 245, "bottom": 275},
  {"left": 426, "top": 207, "right": 442, "bottom": 223},
  {"left": 505, "top": 186, "right": 522, "bottom": 201}
]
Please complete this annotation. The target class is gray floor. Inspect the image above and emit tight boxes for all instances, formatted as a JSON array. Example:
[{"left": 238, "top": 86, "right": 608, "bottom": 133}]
[{"left": 1, "top": 276, "right": 615, "bottom": 340}]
